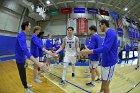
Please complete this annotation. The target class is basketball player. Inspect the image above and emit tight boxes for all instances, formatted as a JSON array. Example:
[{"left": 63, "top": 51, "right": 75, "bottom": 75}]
[
  {"left": 45, "top": 34, "right": 53, "bottom": 67},
  {"left": 86, "top": 25, "right": 102, "bottom": 87},
  {"left": 37, "top": 31, "right": 45, "bottom": 79},
  {"left": 53, "top": 39, "right": 64, "bottom": 66},
  {"left": 80, "top": 19, "right": 118, "bottom": 93},
  {"left": 15, "top": 21, "right": 48, "bottom": 93},
  {"left": 125, "top": 42, "right": 130, "bottom": 63},
  {"left": 135, "top": 40, "right": 140, "bottom": 70},
  {"left": 56, "top": 27, "right": 80, "bottom": 85},
  {"left": 30, "top": 26, "right": 56, "bottom": 83},
  {"left": 37, "top": 31, "right": 44, "bottom": 62},
  {"left": 85, "top": 37, "right": 90, "bottom": 70}
]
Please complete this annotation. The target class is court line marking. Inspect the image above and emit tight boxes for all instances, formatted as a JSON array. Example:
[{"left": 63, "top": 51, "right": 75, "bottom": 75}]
[
  {"left": 47, "top": 71, "right": 92, "bottom": 93},
  {"left": 28, "top": 66, "right": 69, "bottom": 93},
  {"left": 126, "top": 81, "right": 140, "bottom": 93},
  {"left": 0, "top": 54, "right": 15, "bottom": 58},
  {"left": 4, "top": 57, "right": 139, "bottom": 93},
  {"left": 43, "top": 74, "right": 69, "bottom": 93},
  {"left": 1, "top": 57, "right": 91, "bottom": 93},
  {"left": 0, "top": 55, "right": 15, "bottom": 62},
  {"left": 0, "top": 59, "right": 68, "bottom": 93},
  {"left": 0, "top": 59, "right": 15, "bottom": 62}
]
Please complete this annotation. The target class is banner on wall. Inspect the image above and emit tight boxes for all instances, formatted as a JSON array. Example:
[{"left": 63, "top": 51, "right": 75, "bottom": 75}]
[
  {"left": 132, "top": 28, "right": 135, "bottom": 38},
  {"left": 116, "top": 18, "right": 123, "bottom": 28},
  {"left": 128, "top": 27, "right": 133, "bottom": 38},
  {"left": 134, "top": 29, "right": 138, "bottom": 39},
  {"left": 74, "top": 8, "right": 85, "bottom": 13},
  {"left": 117, "top": 28, "right": 123, "bottom": 36},
  {"left": 78, "top": 18, "right": 87, "bottom": 34},
  {"left": 67, "top": 18, "right": 77, "bottom": 34},
  {"left": 99, "top": 9, "right": 109, "bottom": 16},
  {"left": 125, "top": 17, "right": 131, "bottom": 23},
  {"left": 61, "top": 8, "right": 72, "bottom": 14},
  {"left": 132, "top": 42, "right": 138, "bottom": 47},
  {"left": 87, "top": 8, "right": 98, "bottom": 14},
  {"left": 48, "top": 9, "right": 59, "bottom": 16},
  {"left": 109, "top": 11, "right": 119, "bottom": 19}
]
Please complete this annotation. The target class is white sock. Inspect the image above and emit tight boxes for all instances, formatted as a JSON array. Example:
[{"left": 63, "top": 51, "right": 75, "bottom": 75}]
[
  {"left": 62, "top": 69, "right": 67, "bottom": 81},
  {"left": 62, "top": 64, "right": 68, "bottom": 81}
]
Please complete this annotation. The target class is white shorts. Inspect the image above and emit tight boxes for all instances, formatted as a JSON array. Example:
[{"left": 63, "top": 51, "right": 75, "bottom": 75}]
[
  {"left": 46, "top": 54, "right": 52, "bottom": 58},
  {"left": 89, "top": 61, "right": 99, "bottom": 69},
  {"left": 39, "top": 56, "right": 44, "bottom": 62},
  {"left": 63, "top": 56, "right": 77, "bottom": 63},
  {"left": 63, "top": 62, "right": 75, "bottom": 68},
  {"left": 101, "top": 65, "right": 116, "bottom": 81}
]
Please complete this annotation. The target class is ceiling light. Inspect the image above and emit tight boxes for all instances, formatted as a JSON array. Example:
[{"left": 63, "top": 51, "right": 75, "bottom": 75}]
[
  {"left": 124, "top": 8, "right": 128, "bottom": 11},
  {"left": 46, "top": 0, "right": 50, "bottom": 4}
]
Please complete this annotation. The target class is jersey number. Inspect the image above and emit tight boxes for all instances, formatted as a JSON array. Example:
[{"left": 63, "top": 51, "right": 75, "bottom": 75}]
[{"left": 69, "top": 44, "right": 71, "bottom": 48}]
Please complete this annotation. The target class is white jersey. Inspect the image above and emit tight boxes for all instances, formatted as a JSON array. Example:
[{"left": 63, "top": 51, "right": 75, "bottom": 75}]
[{"left": 64, "top": 36, "right": 77, "bottom": 56}]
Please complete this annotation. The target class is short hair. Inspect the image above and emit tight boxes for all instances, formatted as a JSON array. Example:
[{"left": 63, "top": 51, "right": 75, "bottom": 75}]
[
  {"left": 47, "top": 34, "right": 50, "bottom": 37},
  {"left": 37, "top": 32, "right": 44, "bottom": 38},
  {"left": 21, "top": 21, "right": 30, "bottom": 30},
  {"left": 99, "top": 19, "right": 109, "bottom": 27},
  {"left": 33, "top": 26, "right": 41, "bottom": 33},
  {"left": 89, "top": 25, "right": 97, "bottom": 32},
  {"left": 67, "top": 27, "right": 74, "bottom": 30}
]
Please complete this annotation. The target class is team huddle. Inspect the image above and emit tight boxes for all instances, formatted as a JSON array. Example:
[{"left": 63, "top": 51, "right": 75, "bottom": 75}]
[{"left": 15, "top": 19, "right": 118, "bottom": 93}]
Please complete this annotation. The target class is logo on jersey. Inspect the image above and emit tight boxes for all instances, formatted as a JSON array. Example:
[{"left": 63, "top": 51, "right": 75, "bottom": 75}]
[{"left": 67, "top": 41, "right": 74, "bottom": 43}]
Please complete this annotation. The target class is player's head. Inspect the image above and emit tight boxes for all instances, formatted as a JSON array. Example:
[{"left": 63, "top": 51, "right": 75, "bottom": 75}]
[
  {"left": 33, "top": 26, "right": 41, "bottom": 35},
  {"left": 67, "top": 27, "right": 74, "bottom": 36},
  {"left": 99, "top": 19, "right": 109, "bottom": 32},
  {"left": 21, "top": 21, "right": 31, "bottom": 32},
  {"left": 89, "top": 25, "right": 97, "bottom": 35},
  {"left": 47, "top": 34, "right": 51, "bottom": 38},
  {"left": 126, "top": 41, "right": 129, "bottom": 45},
  {"left": 37, "top": 31, "right": 44, "bottom": 38}
]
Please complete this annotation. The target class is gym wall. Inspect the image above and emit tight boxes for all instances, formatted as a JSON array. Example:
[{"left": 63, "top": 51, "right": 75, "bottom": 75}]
[
  {"left": 0, "top": 0, "right": 36, "bottom": 56},
  {"left": 40, "top": 15, "right": 67, "bottom": 36}
]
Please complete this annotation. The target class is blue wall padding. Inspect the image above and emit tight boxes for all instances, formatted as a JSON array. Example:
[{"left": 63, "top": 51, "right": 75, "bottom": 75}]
[{"left": 0, "top": 35, "right": 16, "bottom": 56}]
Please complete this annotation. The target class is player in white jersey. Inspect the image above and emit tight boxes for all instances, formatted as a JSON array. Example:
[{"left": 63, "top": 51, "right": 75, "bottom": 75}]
[{"left": 56, "top": 27, "right": 80, "bottom": 85}]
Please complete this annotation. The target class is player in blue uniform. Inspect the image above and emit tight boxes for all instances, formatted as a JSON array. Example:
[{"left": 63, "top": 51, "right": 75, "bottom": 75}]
[
  {"left": 86, "top": 25, "right": 102, "bottom": 87},
  {"left": 30, "top": 26, "right": 56, "bottom": 83},
  {"left": 45, "top": 34, "right": 53, "bottom": 67},
  {"left": 15, "top": 21, "right": 48, "bottom": 93},
  {"left": 80, "top": 19, "right": 118, "bottom": 93}
]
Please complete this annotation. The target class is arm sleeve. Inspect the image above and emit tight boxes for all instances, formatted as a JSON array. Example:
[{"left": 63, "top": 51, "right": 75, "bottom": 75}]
[
  {"left": 94, "top": 31, "right": 115, "bottom": 53},
  {"left": 63, "top": 38, "right": 66, "bottom": 45},
  {"left": 18, "top": 35, "right": 32, "bottom": 58},
  {"left": 32, "top": 36, "right": 43, "bottom": 50},
  {"left": 88, "top": 36, "right": 96, "bottom": 49}
]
